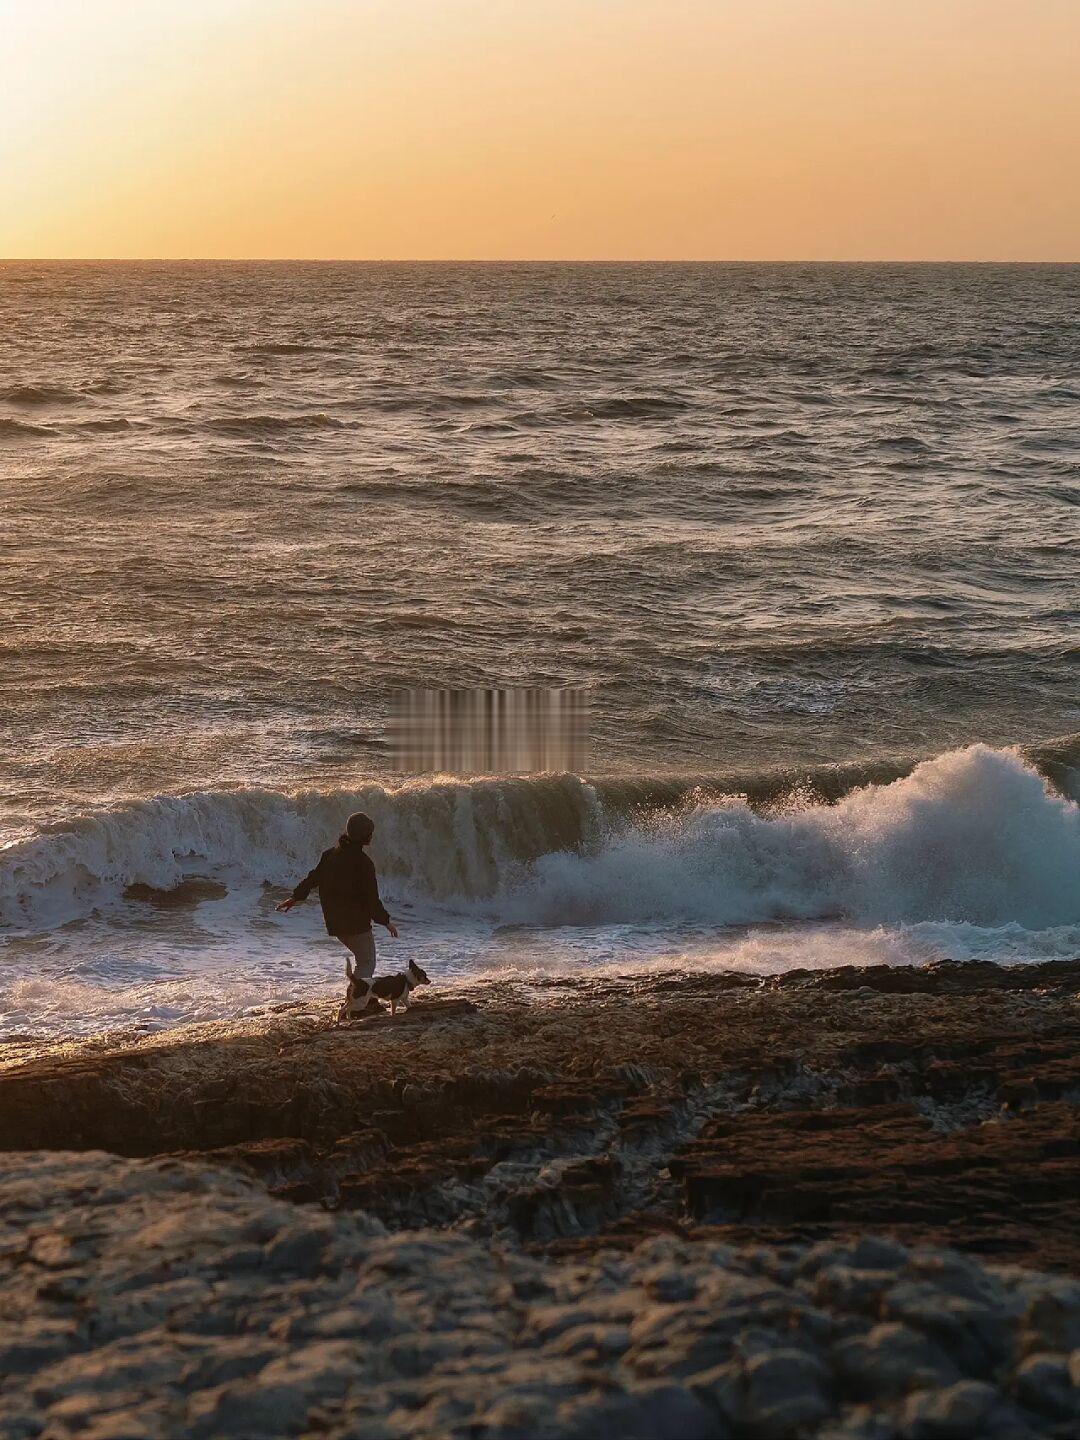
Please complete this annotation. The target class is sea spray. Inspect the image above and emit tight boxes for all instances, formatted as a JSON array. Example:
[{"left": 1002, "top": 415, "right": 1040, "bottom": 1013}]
[
  {"left": 2, "top": 743, "right": 1078, "bottom": 934},
  {"left": 0, "top": 774, "right": 607, "bottom": 930},
  {"left": 493, "top": 746, "right": 1080, "bottom": 930}
]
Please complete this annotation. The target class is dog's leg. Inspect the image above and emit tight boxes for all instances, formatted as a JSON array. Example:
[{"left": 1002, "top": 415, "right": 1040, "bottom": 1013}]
[{"left": 389, "top": 996, "right": 397, "bottom": 1016}]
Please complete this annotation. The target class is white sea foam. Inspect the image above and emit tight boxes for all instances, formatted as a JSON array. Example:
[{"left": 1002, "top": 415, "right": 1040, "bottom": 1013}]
[
  {"left": 2, "top": 746, "right": 1078, "bottom": 1039},
  {"left": 1, "top": 746, "right": 1077, "bottom": 935},
  {"left": 0, "top": 774, "right": 606, "bottom": 931},
  {"left": 493, "top": 745, "right": 1080, "bottom": 931}
]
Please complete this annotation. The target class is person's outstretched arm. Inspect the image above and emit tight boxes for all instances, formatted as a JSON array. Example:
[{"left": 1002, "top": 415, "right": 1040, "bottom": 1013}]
[{"left": 276, "top": 857, "right": 322, "bottom": 913}]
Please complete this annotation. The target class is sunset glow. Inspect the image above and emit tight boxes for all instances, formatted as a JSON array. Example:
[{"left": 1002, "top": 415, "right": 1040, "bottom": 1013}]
[{"left": 2, "top": 0, "right": 1078, "bottom": 260}]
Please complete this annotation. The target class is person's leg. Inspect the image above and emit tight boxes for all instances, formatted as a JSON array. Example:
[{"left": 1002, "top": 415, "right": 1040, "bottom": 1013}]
[{"left": 340, "top": 932, "right": 377, "bottom": 1008}]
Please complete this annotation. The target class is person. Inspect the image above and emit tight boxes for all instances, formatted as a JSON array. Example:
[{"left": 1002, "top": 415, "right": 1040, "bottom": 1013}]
[{"left": 277, "top": 811, "right": 398, "bottom": 1012}]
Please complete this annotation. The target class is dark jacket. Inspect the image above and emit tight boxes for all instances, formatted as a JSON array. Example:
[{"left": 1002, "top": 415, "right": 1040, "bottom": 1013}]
[{"left": 291, "top": 835, "right": 390, "bottom": 937}]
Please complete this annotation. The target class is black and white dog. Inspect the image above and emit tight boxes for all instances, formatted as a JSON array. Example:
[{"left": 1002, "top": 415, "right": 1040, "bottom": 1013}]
[{"left": 338, "top": 958, "right": 431, "bottom": 1021}]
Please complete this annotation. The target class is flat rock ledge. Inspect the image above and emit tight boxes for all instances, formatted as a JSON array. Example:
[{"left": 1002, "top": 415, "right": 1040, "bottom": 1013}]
[
  {"left": 2, "top": 960, "right": 1078, "bottom": 1270},
  {"left": 1, "top": 960, "right": 1079, "bottom": 1436},
  {"left": 2, "top": 1150, "right": 1079, "bottom": 1440}
]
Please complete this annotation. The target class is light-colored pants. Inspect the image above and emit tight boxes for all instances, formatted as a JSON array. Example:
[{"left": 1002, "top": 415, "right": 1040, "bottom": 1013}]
[{"left": 340, "top": 931, "right": 375, "bottom": 988}]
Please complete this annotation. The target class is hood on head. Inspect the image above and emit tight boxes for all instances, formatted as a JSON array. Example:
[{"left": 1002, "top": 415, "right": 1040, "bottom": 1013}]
[{"left": 344, "top": 811, "right": 375, "bottom": 845}]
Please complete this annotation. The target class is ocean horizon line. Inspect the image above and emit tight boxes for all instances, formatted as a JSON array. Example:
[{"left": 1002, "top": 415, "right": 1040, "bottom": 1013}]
[{"left": 2, "top": 255, "right": 1079, "bottom": 266}]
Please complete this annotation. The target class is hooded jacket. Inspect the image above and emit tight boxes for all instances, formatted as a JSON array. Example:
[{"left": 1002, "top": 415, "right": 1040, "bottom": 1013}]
[{"left": 290, "top": 835, "right": 391, "bottom": 937}]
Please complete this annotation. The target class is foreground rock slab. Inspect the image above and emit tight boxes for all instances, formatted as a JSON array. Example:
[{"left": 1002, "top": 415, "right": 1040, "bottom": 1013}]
[
  {"left": 2, "top": 1151, "right": 1079, "bottom": 1440},
  {"left": 2, "top": 960, "right": 1078, "bottom": 1271}
]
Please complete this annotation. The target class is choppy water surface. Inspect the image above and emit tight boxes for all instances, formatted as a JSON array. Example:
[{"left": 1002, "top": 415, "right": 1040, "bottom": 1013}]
[{"left": 2, "top": 263, "right": 1078, "bottom": 1038}]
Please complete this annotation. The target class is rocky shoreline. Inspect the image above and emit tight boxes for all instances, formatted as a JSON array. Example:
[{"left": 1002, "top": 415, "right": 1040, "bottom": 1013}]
[{"left": 2, "top": 959, "right": 1079, "bottom": 1436}]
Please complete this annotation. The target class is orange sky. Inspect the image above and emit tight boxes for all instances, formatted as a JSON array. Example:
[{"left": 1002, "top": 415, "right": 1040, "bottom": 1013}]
[{"left": 2, "top": 0, "right": 1078, "bottom": 260}]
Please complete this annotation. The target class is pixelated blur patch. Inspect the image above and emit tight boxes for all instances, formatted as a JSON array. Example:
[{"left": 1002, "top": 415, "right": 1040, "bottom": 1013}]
[{"left": 388, "top": 688, "right": 589, "bottom": 775}]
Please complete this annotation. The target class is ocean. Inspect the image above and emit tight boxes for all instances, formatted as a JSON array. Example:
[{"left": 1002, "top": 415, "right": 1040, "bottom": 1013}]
[{"left": 2, "top": 261, "right": 1078, "bottom": 1040}]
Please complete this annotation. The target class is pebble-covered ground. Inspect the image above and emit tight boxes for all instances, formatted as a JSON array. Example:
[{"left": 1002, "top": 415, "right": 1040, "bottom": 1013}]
[{"left": 2, "top": 1151, "right": 1079, "bottom": 1440}]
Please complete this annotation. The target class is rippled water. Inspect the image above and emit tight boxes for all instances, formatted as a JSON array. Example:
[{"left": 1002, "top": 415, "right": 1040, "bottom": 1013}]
[{"left": 2, "top": 263, "right": 1078, "bottom": 1038}]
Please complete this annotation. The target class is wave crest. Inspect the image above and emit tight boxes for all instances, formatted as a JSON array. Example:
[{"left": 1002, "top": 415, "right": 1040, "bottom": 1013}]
[
  {"left": 1, "top": 742, "right": 1078, "bottom": 934},
  {"left": 498, "top": 745, "right": 1080, "bottom": 930}
]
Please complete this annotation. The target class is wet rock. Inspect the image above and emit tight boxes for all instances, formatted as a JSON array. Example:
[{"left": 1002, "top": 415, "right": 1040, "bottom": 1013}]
[
  {"left": 384, "top": 1328, "right": 505, "bottom": 1377},
  {"left": 506, "top": 1155, "right": 622, "bottom": 1240},
  {"left": 557, "top": 1383, "right": 726, "bottom": 1440},
  {"left": 0, "top": 1318, "right": 82, "bottom": 1374},
  {"left": 1020, "top": 1282, "right": 1080, "bottom": 1354},
  {"left": 628, "top": 1320, "right": 735, "bottom": 1381},
  {"left": 123, "top": 877, "right": 228, "bottom": 908},
  {"left": 177, "top": 1340, "right": 277, "bottom": 1391},
  {"left": 678, "top": 1100, "right": 1080, "bottom": 1273},
  {"left": 79, "top": 1407, "right": 171, "bottom": 1440},
  {"left": 0, "top": 1409, "right": 44, "bottom": 1440},
  {"left": 816, "top": 1411, "right": 900, "bottom": 1440},
  {"left": 1013, "top": 1353, "right": 1079, "bottom": 1420},
  {"left": 688, "top": 1361, "right": 744, "bottom": 1423},
  {"left": 187, "top": 1382, "right": 310, "bottom": 1438},
  {"left": 262, "top": 1220, "right": 335, "bottom": 1272},
  {"left": 742, "top": 1346, "right": 833, "bottom": 1434},
  {"left": 881, "top": 1282, "right": 1015, "bottom": 1375},
  {"left": 812, "top": 1264, "right": 912, "bottom": 1315},
  {"left": 835, "top": 1323, "right": 962, "bottom": 1399},
  {"left": 544, "top": 1321, "right": 631, "bottom": 1361},
  {"left": 639, "top": 1260, "right": 700, "bottom": 1303},
  {"left": 623, "top": 1381, "right": 725, "bottom": 1439},
  {"left": 771, "top": 959, "right": 1080, "bottom": 996},
  {"left": 34, "top": 1336, "right": 186, "bottom": 1404},
  {"left": 899, "top": 1379, "right": 1032, "bottom": 1439}
]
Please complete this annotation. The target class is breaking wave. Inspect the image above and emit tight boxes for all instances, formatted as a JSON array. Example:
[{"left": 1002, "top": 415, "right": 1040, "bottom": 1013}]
[
  {"left": 2, "top": 741, "right": 1078, "bottom": 937},
  {"left": 494, "top": 745, "right": 1080, "bottom": 931}
]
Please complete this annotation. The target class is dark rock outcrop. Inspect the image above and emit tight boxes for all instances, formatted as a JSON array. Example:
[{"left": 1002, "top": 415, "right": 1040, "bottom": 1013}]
[
  {"left": 674, "top": 1101, "right": 1080, "bottom": 1272},
  {"left": 2, "top": 959, "right": 1078, "bottom": 1271}
]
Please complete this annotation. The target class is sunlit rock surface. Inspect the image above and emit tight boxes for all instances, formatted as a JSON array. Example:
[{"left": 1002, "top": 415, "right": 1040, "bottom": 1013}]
[
  {"left": 2, "top": 1152, "right": 1079, "bottom": 1439},
  {"left": 1, "top": 960, "right": 1078, "bottom": 1435}
]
